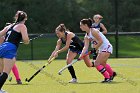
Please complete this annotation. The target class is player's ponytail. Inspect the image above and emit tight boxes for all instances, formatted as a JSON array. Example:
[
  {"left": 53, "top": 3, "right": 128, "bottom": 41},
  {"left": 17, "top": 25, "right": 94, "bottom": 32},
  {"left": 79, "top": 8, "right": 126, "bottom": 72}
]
[{"left": 15, "top": 11, "right": 27, "bottom": 23}]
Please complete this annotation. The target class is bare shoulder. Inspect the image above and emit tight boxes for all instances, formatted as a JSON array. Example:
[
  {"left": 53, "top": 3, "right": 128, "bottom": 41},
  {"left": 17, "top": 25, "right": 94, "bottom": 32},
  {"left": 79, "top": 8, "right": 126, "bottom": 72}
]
[
  {"left": 100, "top": 23, "right": 105, "bottom": 27},
  {"left": 17, "top": 24, "right": 27, "bottom": 28},
  {"left": 66, "top": 31, "right": 75, "bottom": 37},
  {"left": 91, "top": 28, "right": 99, "bottom": 34},
  {"left": 16, "top": 24, "right": 27, "bottom": 31},
  {"left": 13, "top": 24, "right": 27, "bottom": 33}
]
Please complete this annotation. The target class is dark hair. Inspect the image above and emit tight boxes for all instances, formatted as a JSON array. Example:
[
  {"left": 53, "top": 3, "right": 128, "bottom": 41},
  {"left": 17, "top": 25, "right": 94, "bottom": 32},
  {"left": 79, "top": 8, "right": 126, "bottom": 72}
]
[
  {"left": 80, "top": 18, "right": 93, "bottom": 28},
  {"left": 15, "top": 11, "right": 27, "bottom": 23},
  {"left": 55, "top": 24, "right": 66, "bottom": 32}
]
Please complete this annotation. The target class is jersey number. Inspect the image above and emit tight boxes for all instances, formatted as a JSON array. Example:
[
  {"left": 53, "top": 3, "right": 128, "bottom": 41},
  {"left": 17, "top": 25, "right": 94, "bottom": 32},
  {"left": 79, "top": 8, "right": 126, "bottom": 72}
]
[{"left": 5, "top": 31, "right": 12, "bottom": 41}]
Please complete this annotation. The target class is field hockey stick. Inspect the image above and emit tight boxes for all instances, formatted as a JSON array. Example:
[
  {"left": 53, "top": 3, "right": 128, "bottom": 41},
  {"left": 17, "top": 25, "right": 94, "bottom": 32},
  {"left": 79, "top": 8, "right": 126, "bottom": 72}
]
[
  {"left": 58, "top": 50, "right": 93, "bottom": 75},
  {"left": 20, "top": 34, "right": 44, "bottom": 44},
  {"left": 25, "top": 57, "right": 55, "bottom": 83}
]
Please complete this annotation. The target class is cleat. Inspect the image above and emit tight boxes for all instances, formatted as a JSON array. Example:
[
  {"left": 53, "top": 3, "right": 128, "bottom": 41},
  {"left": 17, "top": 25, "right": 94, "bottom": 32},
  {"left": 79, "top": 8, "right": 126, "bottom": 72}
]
[
  {"left": 69, "top": 78, "right": 77, "bottom": 83},
  {"left": 101, "top": 78, "right": 111, "bottom": 83},
  {"left": 16, "top": 79, "right": 22, "bottom": 84},
  {"left": 110, "top": 72, "right": 117, "bottom": 81}
]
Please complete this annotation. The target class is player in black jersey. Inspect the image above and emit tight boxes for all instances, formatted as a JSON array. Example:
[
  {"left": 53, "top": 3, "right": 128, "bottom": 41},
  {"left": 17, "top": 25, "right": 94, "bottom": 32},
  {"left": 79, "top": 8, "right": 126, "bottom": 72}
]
[
  {"left": 49, "top": 24, "right": 93, "bottom": 83},
  {"left": 0, "top": 10, "right": 29, "bottom": 93}
]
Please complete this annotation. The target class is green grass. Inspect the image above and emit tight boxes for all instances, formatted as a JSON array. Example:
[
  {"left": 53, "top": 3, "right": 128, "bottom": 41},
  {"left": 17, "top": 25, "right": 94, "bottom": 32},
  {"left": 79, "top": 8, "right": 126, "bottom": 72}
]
[{"left": 3, "top": 58, "right": 140, "bottom": 93}]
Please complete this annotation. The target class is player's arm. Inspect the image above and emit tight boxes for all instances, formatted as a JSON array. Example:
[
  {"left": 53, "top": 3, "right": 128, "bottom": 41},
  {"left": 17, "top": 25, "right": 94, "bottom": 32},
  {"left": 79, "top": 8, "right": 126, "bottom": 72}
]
[
  {"left": 92, "top": 29, "right": 103, "bottom": 50},
  {"left": 48, "top": 39, "right": 62, "bottom": 60},
  {"left": 0, "top": 26, "right": 9, "bottom": 37},
  {"left": 79, "top": 36, "right": 89, "bottom": 58},
  {"left": 20, "top": 24, "right": 29, "bottom": 44},
  {"left": 100, "top": 23, "right": 107, "bottom": 34},
  {"left": 56, "top": 33, "right": 72, "bottom": 53}
]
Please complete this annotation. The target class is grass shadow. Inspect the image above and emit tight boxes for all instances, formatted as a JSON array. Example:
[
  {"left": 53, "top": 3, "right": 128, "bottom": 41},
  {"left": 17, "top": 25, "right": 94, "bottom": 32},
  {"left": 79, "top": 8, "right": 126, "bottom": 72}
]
[
  {"left": 74, "top": 81, "right": 98, "bottom": 84},
  {"left": 5, "top": 83, "right": 31, "bottom": 85},
  {"left": 73, "top": 81, "right": 123, "bottom": 85}
]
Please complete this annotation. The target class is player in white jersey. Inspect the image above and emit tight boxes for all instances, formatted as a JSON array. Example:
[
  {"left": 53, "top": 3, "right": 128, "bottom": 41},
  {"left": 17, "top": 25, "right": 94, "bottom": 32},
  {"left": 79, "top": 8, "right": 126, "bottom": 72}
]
[
  {"left": 85, "top": 28, "right": 112, "bottom": 54},
  {"left": 79, "top": 18, "right": 116, "bottom": 83},
  {"left": 91, "top": 14, "right": 107, "bottom": 60}
]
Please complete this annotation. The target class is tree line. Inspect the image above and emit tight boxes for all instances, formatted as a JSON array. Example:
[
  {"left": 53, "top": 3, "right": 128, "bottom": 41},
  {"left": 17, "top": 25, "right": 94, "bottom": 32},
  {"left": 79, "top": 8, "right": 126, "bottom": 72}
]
[{"left": 0, "top": 0, "right": 139, "bottom": 33}]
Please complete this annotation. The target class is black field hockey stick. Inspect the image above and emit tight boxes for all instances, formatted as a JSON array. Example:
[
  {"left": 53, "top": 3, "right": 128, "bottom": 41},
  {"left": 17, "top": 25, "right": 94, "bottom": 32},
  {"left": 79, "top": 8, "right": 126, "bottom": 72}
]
[
  {"left": 20, "top": 34, "right": 44, "bottom": 44},
  {"left": 58, "top": 50, "right": 93, "bottom": 75},
  {"left": 25, "top": 57, "right": 55, "bottom": 83}
]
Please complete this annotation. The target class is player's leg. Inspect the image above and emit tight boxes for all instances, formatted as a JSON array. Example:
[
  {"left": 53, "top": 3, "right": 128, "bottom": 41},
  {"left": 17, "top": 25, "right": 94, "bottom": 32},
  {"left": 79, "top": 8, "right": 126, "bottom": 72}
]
[
  {"left": 83, "top": 55, "right": 93, "bottom": 67},
  {"left": 66, "top": 50, "right": 77, "bottom": 83},
  {"left": 0, "top": 58, "right": 15, "bottom": 91},
  {"left": 0, "top": 58, "right": 3, "bottom": 74},
  {"left": 91, "top": 41, "right": 98, "bottom": 60},
  {"left": 95, "top": 52, "right": 111, "bottom": 83},
  {"left": 92, "top": 48, "right": 97, "bottom": 60},
  {"left": 105, "top": 63, "right": 117, "bottom": 80},
  {"left": 99, "top": 45, "right": 117, "bottom": 81},
  {"left": 12, "top": 59, "right": 22, "bottom": 84}
]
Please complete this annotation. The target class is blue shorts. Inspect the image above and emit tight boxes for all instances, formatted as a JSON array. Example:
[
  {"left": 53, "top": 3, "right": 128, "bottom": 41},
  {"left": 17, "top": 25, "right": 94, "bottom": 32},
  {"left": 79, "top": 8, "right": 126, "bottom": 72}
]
[{"left": 0, "top": 42, "right": 17, "bottom": 59}]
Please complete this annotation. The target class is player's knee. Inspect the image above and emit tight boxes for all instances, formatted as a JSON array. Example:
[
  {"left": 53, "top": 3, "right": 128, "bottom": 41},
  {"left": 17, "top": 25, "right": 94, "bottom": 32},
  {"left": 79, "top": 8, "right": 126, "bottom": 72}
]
[
  {"left": 66, "top": 60, "right": 72, "bottom": 64},
  {"left": 94, "top": 61, "right": 100, "bottom": 67},
  {"left": 86, "top": 64, "right": 92, "bottom": 67}
]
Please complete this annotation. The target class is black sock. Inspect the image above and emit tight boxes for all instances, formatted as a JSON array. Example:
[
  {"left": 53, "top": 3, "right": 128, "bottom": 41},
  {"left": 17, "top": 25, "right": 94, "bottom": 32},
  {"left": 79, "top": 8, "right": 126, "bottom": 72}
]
[
  {"left": 92, "top": 61, "right": 94, "bottom": 67},
  {"left": 92, "top": 48, "right": 97, "bottom": 60},
  {"left": 0, "top": 72, "right": 8, "bottom": 90},
  {"left": 68, "top": 66, "right": 77, "bottom": 79}
]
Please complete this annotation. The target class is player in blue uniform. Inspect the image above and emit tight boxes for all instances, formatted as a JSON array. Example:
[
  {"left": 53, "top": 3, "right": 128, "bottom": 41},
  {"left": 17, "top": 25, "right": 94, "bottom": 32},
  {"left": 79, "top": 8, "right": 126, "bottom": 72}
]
[
  {"left": 0, "top": 10, "right": 29, "bottom": 93},
  {"left": 0, "top": 36, "right": 22, "bottom": 84},
  {"left": 92, "top": 14, "right": 107, "bottom": 34},
  {"left": 49, "top": 24, "right": 93, "bottom": 83}
]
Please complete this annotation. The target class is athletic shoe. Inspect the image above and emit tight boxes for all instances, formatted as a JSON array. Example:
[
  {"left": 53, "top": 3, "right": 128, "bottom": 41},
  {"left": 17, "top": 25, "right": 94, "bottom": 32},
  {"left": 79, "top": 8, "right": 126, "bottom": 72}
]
[
  {"left": 110, "top": 72, "right": 117, "bottom": 81},
  {"left": 0, "top": 90, "right": 7, "bottom": 93},
  {"left": 69, "top": 78, "right": 77, "bottom": 83},
  {"left": 16, "top": 79, "right": 22, "bottom": 84},
  {"left": 101, "top": 78, "right": 111, "bottom": 83}
]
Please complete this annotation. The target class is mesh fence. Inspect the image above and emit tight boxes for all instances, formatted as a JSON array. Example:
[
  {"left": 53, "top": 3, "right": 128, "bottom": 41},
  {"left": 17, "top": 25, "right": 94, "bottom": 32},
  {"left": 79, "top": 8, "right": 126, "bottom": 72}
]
[{"left": 17, "top": 32, "right": 140, "bottom": 60}]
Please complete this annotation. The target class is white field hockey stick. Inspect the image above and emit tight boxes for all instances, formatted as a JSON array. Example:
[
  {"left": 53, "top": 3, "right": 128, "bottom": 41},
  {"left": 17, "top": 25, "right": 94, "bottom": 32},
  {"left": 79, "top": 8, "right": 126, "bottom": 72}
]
[
  {"left": 58, "top": 50, "right": 93, "bottom": 75},
  {"left": 25, "top": 57, "right": 55, "bottom": 82},
  {"left": 20, "top": 34, "right": 44, "bottom": 44}
]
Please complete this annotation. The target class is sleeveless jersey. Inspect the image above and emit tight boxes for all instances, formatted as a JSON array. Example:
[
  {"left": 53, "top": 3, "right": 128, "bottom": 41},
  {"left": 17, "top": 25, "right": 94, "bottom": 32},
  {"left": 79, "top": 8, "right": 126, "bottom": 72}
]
[
  {"left": 85, "top": 28, "right": 111, "bottom": 49},
  {"left": 61, "top": 32, "right": 84, "bottom": 51},
  {"left": 4, "top": 24, "right": 22, "bottom": 47},
  {"left": 91, "top": 22, "right": 103, "bottom": 32}
]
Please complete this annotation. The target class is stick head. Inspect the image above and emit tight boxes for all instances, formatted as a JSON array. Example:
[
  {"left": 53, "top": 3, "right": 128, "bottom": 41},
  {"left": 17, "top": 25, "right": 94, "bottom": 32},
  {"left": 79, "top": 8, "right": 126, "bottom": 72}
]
[
  {"left": 25, "top": 78, "right": 28, "bottom": 82},
  {"left": 58, "top": 71, "right": 62, "bottom": 75}
]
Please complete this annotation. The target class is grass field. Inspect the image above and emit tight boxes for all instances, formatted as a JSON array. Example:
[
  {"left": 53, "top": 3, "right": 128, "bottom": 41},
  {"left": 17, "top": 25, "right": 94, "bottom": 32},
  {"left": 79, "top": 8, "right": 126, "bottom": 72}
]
[{"left": 3, "top": 58, "right": 140, "bottom": 93}]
